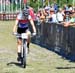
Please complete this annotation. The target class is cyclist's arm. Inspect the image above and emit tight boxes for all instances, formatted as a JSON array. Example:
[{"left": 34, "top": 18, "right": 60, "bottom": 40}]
[
  {"left": 13, "top": 13, "right": 21, "bottom": 33},
  {"left": 13, "top": 19, "right": 18, "bottom": 33},
  {"left": 29, "top": 16, "right": 36, "bottom": 33}
]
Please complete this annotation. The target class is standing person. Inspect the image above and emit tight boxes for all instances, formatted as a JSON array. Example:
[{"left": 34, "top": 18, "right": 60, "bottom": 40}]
[
  {"left": 39, "top": 9, "right": 46, "bottom": 22},
  {"left": 64, "top": 12, "right": 75, "bottom": 27},
  {"left": 56, "top": 8, "right": 65, "bottom": 23},
  {"left": 13, "top": 8, "right": 36, "bottom": 61},
  {"left": 54, "top": 2, "right": 59, "bottom": 13},
  {"left": 28, "top": 7, "right": 36, "bottom": 21},
  {"left": 48, "top": 8, "right": 58, "bottom": 23}
]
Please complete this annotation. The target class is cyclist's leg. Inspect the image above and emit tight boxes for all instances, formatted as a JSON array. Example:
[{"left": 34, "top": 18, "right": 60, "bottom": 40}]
[
  {"left": 17, "top": 39, "right": 22, "bottom": 61},
  {"left": 17, "top": 27, "right": 23, "bottom": 61},
  {"left": 25, "top": 29, "right": 31, "bottom": 53}
]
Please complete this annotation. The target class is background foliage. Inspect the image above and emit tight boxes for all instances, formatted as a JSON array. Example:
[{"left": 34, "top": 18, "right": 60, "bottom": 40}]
[{"left": 29, "top": 0, "right": 73, "bottom": 11}]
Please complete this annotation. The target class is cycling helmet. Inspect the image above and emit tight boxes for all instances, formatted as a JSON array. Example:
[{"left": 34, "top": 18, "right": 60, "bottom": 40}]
[{"left": 22, "top": 8, "right": 29, "bottom": 17}]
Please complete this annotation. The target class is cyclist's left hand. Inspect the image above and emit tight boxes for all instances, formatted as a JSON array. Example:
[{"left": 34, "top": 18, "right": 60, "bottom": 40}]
[{"left": 32, "top": 32, "right": 36, "bottom": 36}]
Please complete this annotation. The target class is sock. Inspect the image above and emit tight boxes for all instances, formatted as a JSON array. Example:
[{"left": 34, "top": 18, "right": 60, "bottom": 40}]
[
  {"left": 17, "top": 53, "right": 21, "bottom": 58},
  {"left": 27, "top": 43, "right": 29, "bottom": 48}
]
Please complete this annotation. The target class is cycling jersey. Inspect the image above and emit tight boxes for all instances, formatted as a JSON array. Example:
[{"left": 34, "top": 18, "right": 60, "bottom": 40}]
[{"left": 16, "top": 12, "right": 31, "bottom": 28}]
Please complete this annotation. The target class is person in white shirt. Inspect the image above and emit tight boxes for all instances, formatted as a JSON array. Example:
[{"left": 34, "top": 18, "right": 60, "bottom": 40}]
[
  {"left": 48, "top": 8, "right": 58, "bottom": 23},
  {"left": 56, "top": 8, "right": 65, "bottom": 23}
]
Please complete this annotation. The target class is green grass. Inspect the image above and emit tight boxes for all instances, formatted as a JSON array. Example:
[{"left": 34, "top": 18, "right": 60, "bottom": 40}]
[{"left": 0, "top": 21, "right": 75, "bottom": 73}]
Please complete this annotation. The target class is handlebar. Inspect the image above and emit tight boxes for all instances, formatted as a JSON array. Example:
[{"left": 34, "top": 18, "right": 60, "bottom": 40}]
[
  {"left": 13, "top": 33, "right": 28, "bottom": 39},
  {"left": 13, "top": 32, "right": 36, "bottom": 39}
]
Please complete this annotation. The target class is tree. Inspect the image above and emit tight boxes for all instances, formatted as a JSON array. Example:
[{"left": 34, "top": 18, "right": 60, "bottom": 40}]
[{"left": 29, "top": 0, "right": 42, "bottom": 11}]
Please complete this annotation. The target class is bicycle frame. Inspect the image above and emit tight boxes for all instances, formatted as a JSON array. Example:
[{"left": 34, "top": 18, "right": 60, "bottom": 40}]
[{"left": 15, "top": 33, "right": 28, "bottom": 68}]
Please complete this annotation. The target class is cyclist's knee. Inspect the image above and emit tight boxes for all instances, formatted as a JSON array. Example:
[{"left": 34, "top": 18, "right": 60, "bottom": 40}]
[
  {"left": 26, "top": 31, "right": 31, "bottom": 37},
  {"left": 17, "top": 39, "right": 22, "bottom": 45}
]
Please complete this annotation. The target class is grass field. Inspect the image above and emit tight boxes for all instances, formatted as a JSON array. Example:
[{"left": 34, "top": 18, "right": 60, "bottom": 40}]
[{"left": 0, "top": 21, "right": 75, "bottom": 73}]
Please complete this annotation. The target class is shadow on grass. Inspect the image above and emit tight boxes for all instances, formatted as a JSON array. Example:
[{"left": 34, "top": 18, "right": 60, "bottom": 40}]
[
  {"left": 7, "top": 62, "right": 24, "bottom": 68},
  {"left": 56, "top": 66, "right": 75, "bottom": 69}
]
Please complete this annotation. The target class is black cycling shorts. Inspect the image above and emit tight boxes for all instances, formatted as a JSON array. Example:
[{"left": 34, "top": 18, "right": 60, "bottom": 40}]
[{"left": 17, "top": 27, "right": 28, "bottom": 34}]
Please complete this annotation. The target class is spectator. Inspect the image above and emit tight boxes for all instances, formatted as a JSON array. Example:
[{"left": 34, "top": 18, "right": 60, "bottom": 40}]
[
  {"left": 54, "top": 2, "right": 59, "bottom": 13},
  {"left": 64, "top": 12, "right": 75, "bottom": 27},
  {"left": 68, "top": 5, "right": 73, "bottom": 12},
  {"left": 39, "top": 9, "right": 46, "bottom": 22},
  {"left": 56, "top": 8, "right": 65, "bottom": 23},
  {"left": 28, "top": 6, "right": 36, "bottom": 21},
  {"left": 44, "top": 6, "right": 50, "bottom": 22},
  {"left": 48, "top": 8, "right": 58, "bottom": 23},
  {"left": 63, "top": 4, "right": 69, "bottom": 11}
]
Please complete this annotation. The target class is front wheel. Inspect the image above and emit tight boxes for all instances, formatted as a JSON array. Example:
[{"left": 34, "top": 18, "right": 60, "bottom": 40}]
[{"left": 22, "top": 41, "right": 27, "bottom": 68}]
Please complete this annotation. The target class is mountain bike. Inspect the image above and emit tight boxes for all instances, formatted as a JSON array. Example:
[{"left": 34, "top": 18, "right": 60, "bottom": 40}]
[
  {"left": 13, "top": 32, "right": 36, "bottom": 68},
  {"left": 14, "top": 33, "right": 28, "bottom": 68}
]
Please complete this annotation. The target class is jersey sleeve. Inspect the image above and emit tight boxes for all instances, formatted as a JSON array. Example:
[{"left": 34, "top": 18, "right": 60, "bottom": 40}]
[{"left": 16, "top": 13, "right": 22, "bottom": 20}]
